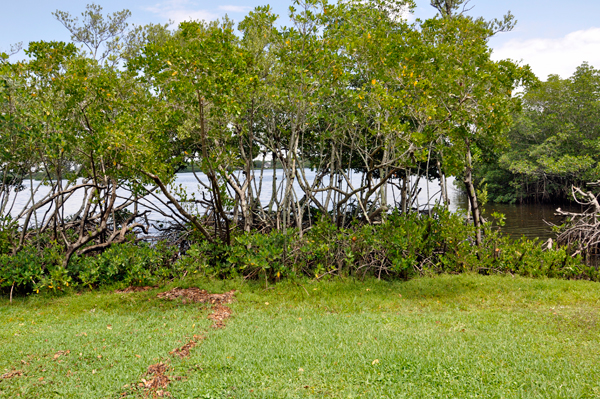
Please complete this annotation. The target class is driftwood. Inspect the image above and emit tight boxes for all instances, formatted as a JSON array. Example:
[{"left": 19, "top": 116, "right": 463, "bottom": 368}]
[{"left": 555, "top": 185, "right": 600, "bottom": 264}]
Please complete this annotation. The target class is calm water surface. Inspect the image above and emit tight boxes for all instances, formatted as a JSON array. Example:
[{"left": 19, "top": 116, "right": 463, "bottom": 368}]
[
  {"left": 450, "top": 189, "right": 583, "bottom": 241},
  {"left": 9, "top": 171, "right": 579, "bottom": 240}
]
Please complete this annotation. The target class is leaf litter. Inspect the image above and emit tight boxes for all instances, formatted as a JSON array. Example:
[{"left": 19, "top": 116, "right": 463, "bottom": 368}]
[
  {"left": 208, "top": 304, "right": 233, "bottom": 328},
  {"left": 1, "top": 370, "right": 23, "bottom": 379},
  {"left": 156, "top": 288, "right": 236, "bottom": 305},
  {"left": 169, "top": 335, "right": 204, "bottom": 358},
  {"left": 138, "top": 362, "right": 172, "bottom": 397},
  {"left": 124, "top": 288, "right": 237, "bottom": 396}
]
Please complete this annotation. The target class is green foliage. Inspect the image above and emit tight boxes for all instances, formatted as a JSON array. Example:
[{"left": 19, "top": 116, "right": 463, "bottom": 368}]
[
  {"left": 0, "top": 242, "right": 64, "bottom": 293},
  {"left": 0, "top": 216, "right": 17, "bottom": 255},
  {"left": 178, "top": 210, "right": 592, "bottom": 282},
  {"left": 478, "top": 62, "right": 600, "bottom": 203},
  {"left": 72, "top": 242, "right": 178, "bottom": 288},
  {"left": 0, "top": 240, "right": 179, "bottom": 295}
]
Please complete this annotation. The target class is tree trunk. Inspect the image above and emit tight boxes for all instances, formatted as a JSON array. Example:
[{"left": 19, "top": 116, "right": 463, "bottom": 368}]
[{"left": 463, "top": 139, "right": 482, "bottom": 245}]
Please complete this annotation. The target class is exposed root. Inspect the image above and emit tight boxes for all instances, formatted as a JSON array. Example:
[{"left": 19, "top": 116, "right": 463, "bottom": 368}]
[{"left": 157, "top": 288, "right": 236, "bottom": 304}]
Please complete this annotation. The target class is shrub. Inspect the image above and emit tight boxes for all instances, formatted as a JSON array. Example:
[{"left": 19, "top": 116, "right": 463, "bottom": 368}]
[
  {"left": 72, "top": 241, "right": 178, "bottom": 288},
  {"left": 0, "top": 241, "right": 66, "bottom": 294},
  {"left": 178, "top": 208, "right": 594, "bottom": 282}
]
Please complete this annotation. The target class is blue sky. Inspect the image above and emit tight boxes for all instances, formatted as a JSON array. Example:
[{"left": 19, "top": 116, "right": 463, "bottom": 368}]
[{"left": 2, "top": 0, "right": 600, "bottom": 79}]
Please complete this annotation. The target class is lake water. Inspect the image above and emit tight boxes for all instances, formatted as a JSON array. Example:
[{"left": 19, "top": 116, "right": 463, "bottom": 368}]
[{"left": 6, "top": 170, "right": 577, "bottom": 240}]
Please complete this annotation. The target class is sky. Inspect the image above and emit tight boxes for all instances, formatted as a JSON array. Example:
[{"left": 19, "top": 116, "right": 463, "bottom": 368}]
[{"left": 2, "top": 0, "right": 600, "bottom": 80}]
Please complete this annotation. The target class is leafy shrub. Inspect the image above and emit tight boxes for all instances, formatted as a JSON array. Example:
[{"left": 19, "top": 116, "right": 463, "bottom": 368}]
[
  {"left": 0, "top": 216, "right": 18, "bottom": 255},
  {"left": 0, "top": 241, "right": 66, "bottom": 294},
  {"left": 72, "top": 241, "right": 178, "bottom": 288},
  {"left": 1, "top": 240, "right": 179, "bottom": 296},
  {"left": 178, "top": 208, "right": 594, "bottom": 282}
]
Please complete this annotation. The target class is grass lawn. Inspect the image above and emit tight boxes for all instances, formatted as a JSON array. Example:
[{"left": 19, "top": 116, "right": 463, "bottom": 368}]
[{"left": 1, "top": 274, "right": 600, "bottom": 398}]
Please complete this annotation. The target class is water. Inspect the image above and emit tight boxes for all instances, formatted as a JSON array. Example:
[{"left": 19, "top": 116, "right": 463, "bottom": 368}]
[
  {"left": 5, "top": 170, "right": 579, "bottom": 240},
  {"left": 450, "top": 187, "right": 584, "bottom": 241}
]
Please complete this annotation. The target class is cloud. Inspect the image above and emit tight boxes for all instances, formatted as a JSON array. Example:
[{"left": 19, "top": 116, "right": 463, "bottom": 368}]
[
  {"left": 491, "top": 28, "right": 600, "bottom": 80},
  {"left": 218, "top": 5, "right": 252, "bottom": 13},
  {"left": 146, "top": 0, "right": 218, "bottom": 25}
]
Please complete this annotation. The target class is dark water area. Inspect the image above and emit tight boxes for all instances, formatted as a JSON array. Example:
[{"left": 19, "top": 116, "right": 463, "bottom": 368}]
[{"left": 452, "top": 192, "right": 585, "bottom": 241}]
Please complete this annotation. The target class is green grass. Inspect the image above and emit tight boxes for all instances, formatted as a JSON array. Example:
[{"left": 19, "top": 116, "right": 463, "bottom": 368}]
[{"left": 1, "top": 274, "right": 600, "bottom": 398}]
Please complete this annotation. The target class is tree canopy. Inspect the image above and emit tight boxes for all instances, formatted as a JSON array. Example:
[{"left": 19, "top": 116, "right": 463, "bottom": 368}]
[{"left": 0, "top": 0, "right": 533, "bottom": 264}]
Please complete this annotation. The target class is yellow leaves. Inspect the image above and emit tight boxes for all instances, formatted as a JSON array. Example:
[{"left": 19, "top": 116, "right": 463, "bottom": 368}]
[
  {"left": 167, "top": 60, "right": 172, "bottom": 66},
  {"left": 414, "top": 81, "right": 418, "bottom": 87},
  {"left": 31, "top": 93, "right": 36, "bottom": 97},
  {"left": 372, "top": 359, "right": 379, "bottom": 365},
  {"left": 286, "top": 40, "right": 290, "bottom": 46},
  {"left": 172, "top": 71, "right": 178, "bottom": 76},
  {"left": 367, "top": 33, "right": 371, "bottom": 39},
  {"left": 371, "top": 79, "right": 376, "bottom": 85}
]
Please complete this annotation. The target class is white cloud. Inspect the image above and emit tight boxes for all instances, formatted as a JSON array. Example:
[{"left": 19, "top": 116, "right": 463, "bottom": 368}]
[
  {"left": 218, "top": 5, "right": 252, "bottom": 13},
  {"left": 491, "top": 28, "right": 600, "bottom": 80},
  {"left": 146, "top": 0, "right": 218, "bottom": 25}
]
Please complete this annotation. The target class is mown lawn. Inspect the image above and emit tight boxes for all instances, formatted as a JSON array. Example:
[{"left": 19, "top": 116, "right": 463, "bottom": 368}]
[{"left": 1, "top": 274, "right": 600, "bottom": 398}]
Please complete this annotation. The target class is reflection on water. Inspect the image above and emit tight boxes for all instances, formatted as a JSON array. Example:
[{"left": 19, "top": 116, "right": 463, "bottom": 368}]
[
  {"left": 7, "top": 171, "right": 583, "bottom": 240},
  {"left": 451, "top": 189, "right": 584, "bottom": 241}
]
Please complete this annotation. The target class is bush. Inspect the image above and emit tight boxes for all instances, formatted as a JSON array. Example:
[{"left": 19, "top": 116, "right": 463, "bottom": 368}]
[
  {"left": 71, "top": 241, "right": 178, "bottom": 288},
  {"left": 0, "top": 242, "right": 66, "bottom": 294},
  {"left": 1, "top": 240, "right": 179, "bottom": 296},
  {"left": 178, "top": 208, "right": 593, "bottom": 282}
]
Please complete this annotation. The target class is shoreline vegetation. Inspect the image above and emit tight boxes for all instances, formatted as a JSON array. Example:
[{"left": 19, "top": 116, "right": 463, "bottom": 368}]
[
  {"left": 1, "top": 0, "right": 599, "bottom": 300},
  {"left": 0, "top": 0, "right": 600, "bottom": 300},
  {"left": 2, "top": 1, "right": 600, "bottom": 394}
]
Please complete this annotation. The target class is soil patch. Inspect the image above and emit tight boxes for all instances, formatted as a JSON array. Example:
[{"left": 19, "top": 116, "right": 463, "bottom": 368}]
[{"left": 157, "top": 288, "right": 236, "bottom": 305}]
